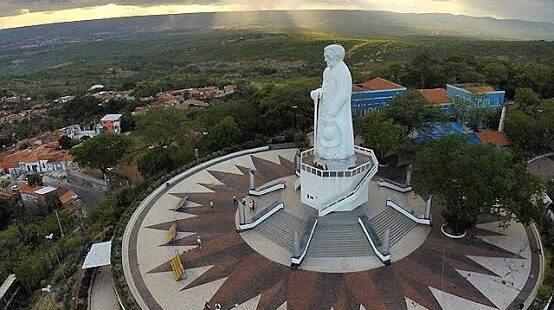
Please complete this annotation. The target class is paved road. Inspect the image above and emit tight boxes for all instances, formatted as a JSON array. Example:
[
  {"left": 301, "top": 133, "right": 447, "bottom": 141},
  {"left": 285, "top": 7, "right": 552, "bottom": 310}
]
[
  {"left": 43, "top": 175, "right": 105, "bottom": 214},
  {"left": 89, "top": 266, "right": 119, "bottom": 310}
]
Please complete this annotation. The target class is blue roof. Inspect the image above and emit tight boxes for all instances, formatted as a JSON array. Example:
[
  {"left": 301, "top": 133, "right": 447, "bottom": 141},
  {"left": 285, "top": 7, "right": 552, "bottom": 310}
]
[{"left": 414, "top": 122, "right": 480, "bottom": 144}]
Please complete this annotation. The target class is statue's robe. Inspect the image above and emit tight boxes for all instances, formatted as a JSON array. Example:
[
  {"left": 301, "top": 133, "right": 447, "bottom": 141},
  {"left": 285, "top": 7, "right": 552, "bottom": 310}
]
[{"left": 315, "top": 61, "right": 356, "bottom": 169}]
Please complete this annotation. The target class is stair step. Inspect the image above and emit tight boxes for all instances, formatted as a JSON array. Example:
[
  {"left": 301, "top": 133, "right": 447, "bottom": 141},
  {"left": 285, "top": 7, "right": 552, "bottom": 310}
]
[{"left": 253, "top": 210, "right": 309, "bottom": 251}]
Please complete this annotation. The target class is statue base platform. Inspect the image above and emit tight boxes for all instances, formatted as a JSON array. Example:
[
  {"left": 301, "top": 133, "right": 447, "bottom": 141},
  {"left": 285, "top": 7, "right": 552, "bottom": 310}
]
[{"left": 300, "top": 146, "right": 379, "bottom": 216}]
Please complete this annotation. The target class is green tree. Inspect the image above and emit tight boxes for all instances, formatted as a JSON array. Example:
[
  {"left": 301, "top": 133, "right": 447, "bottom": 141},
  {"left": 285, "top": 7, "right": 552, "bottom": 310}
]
[
  {"left": 58, "top": 135, "right": 73, "bottom": 149},
  {"left": 70, "top": 134, "right": 131, "bottom": 175},
  {"left": 137, "top": 107, "right": 188, "bottom": 147},
  {"left": 407, "top": 51, "right": 443, "bottom": 88},
  {"left": 257, "top": 78, "right": 317, "bottom": 135},
  {"left": 505, "top": 89, "right": 554, "bottom": 156},
  {"left": 382, "top": 62, "right": 406, "bottom": 84},
  {"left": 412, "top": 135, "right": 542, "bottom": 234},
  {"left": 382, "top": 94, "right": 446, "bottom": 135},
  {"left": 514, "top": 87, "right": 541, "bottom": 109},
  {"left": 45, "top": 192, "right": 62, "bottom": 212},
  {"left": 205, "top": 117, "right": 241, "bottom": 153},
  {"left": 355, "top": 111, "right": 408, "bottom": 162},
  {"left": 0, "top": 199, "right": 17, "bottom": 230},
  {"left": 120, "top": 112, "right": 136, "bottom": 133},
  {"left": 26, "top": 173, "right": 43, "bottom": 187},
  {"left": 137, "top": 147, "right": 177, "bottom": 179},
  {"left": 451, "top": 92, "right": 494, "bottom": 131}
]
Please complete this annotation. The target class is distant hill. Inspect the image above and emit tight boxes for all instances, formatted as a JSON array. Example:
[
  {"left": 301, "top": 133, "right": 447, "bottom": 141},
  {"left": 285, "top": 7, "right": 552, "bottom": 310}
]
[{"left": 0, "top": 10, "right": 553, "bottom": 49}]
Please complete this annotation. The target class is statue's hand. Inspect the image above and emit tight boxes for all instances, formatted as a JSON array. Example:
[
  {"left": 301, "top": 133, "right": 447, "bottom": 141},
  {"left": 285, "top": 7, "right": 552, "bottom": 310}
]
[{"left": 310, "top": 88, "right": 322, "bottom": 101}]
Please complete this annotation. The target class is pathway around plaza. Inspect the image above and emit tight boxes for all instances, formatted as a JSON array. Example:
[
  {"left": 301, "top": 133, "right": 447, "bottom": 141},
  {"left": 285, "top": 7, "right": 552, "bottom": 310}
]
[{"left": 89, "top": 266, "right": 119, "bottom": 310}]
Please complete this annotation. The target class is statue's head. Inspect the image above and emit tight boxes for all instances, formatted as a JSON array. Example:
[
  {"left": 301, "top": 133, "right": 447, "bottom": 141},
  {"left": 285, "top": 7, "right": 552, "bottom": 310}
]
[{"left": 324, "top": 44, "right": 345, "bottom": 68}]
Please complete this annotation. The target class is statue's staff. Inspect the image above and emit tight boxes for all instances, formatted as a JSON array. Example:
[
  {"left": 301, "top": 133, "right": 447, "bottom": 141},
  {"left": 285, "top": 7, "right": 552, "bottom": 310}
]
[{"left": 313, "top": 93, "right": 319, "bottom": 149}]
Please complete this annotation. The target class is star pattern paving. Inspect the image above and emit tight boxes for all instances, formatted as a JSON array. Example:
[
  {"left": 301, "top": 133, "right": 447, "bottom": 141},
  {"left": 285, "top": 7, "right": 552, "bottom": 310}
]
[{"left": 137, "top": 153, "right": 539, "bottom": 310}]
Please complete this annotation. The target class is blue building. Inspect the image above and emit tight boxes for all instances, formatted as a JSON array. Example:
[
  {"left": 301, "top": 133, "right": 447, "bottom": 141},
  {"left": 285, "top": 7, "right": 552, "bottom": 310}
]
[
  {"left": 446, "top": 84, "right": 505, "bottom": 108},
  {"left": 351, "top": 77, "right": 407, "bottom": 115}
]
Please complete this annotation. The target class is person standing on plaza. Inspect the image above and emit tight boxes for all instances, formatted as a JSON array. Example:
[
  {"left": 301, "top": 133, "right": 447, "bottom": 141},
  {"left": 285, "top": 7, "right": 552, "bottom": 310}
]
[{"left": 196, "top": 235, "right": 202, "bottom": 250}]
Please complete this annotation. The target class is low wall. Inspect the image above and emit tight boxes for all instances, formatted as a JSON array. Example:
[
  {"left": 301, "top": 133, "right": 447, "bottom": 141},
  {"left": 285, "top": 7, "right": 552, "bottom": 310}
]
[
  {"left": 238, "top": 202, "right": 283, "bottom": 231},
  {"left": 67, "top": 169, "right": 110, "bottom": 192},
  {"left": 386, "top": 200, "right": 431, "bottom": 225},
  {"left": 249, "top": 182, "right": 286, "bottom": 196},
  {"left": 291, "top": 217, "right": 318, "bottom": 267},
  {"left": 358, "top": 215, "right": 390, "bottom": 264},
  {"left": 377, "top": 178, "right": 412, "bottom": 193}
]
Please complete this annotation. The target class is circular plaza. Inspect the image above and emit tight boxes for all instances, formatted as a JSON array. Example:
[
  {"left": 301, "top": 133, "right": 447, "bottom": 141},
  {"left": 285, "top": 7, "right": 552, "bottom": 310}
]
[{"left": 122, "top": 147, "right": 543, "bottom": 310}]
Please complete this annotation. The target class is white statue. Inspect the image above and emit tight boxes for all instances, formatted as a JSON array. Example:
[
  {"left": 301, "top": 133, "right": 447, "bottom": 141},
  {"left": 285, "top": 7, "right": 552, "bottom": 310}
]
[{"left": 310, "top": 44, "right": 355, "bottom": 170}]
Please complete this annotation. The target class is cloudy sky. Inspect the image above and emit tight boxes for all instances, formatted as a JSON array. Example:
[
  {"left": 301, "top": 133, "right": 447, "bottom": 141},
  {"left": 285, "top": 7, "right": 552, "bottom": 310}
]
[{"left": 0, "top": 0, "right": 553, "bottom": 30}]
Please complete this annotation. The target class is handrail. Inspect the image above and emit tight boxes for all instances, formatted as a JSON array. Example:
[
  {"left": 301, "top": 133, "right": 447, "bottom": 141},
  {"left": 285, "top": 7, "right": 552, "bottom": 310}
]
[
  {"left": 386, "top": 199, "right": 431, "bottom": 225},
  {"left": 291, "top": 216, "right": 318, "bottom": 267},
  {"left": 358, "top": 215, "right": 390, "bottom": 264},
  {"left": 237, "top": 202, "right": 284, "bottom": 231},
  {"left": 377, "top": 178, "right": 412, "bottom": 193},
  {"left": 319, "top": 163, "right": 378, "bottom": 216},
  {"left": 249, "top": 181, "right": 286, "bottom": 196},
  {"left": 300, "top": 147, "right": 375, "bottom": 176}
]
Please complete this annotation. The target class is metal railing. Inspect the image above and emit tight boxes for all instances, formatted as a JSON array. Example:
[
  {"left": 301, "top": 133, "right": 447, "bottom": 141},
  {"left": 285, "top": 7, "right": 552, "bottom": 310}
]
[
  {"left": 386, "top": 199, "right": 431, "bottom": 225},
  {"left": 318, "top": 163, "right": 378, "bottom": 216},
  {"left": 237, "top": 202, "right": 284, "bottom": 231},
  {"left": 358, "top": 215, "right": 390, "bottom": 264},
  {"left": 291, "top": 216, "right": 318, "bottom": 267},
  {"left": 300, "top": 147, "right": 375, "bottom": 178}
]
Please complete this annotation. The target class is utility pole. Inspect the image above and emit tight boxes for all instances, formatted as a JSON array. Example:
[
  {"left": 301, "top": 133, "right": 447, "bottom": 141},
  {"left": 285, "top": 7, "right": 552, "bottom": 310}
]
[
  {"left": 292, "top": 105, "right": 298, "bottom": 130},
  {"left": 54, "top": 209, "right": 64, "bottom": 238},
  {"left": 46, "top": 234, "right": 71, "bottom": 292}
]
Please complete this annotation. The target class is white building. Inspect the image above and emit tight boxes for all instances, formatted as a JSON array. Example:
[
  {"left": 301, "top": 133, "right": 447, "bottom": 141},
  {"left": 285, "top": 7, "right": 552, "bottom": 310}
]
[
  {"left": 101, "top": 114, "right": 123, "bottom": 134},
  {"left": 62, "top": 124, "right": 103, "bottom": 140}
]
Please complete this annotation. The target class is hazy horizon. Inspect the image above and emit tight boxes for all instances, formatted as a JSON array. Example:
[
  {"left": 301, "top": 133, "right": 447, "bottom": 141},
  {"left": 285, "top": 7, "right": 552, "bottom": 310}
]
[{"left": 1, "top": 0, "right": 553, "bottom": 30}]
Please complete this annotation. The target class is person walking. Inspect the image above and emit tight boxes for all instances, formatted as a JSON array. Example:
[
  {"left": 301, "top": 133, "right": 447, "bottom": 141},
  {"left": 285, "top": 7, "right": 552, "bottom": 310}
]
[
  {"left": 196, "top": 235, "right": 202, "bottom": 250},
  {"left": 233, "top": 195, "right": 238, "bottom": 206},
  {"left": 210, "top": 200, "right": 214, "bottom": 211},
  {"left": 214, "top": 302, "right": 221, "bottom": 310},
  {"left": 203, "top": 301, "right": 211, "bottom": 310}
]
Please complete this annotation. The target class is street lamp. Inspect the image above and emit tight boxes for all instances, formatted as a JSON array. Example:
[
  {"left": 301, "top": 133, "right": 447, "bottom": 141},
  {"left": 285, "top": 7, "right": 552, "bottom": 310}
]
[
  {"left": 292, "top": 105, "right": 298, "bottom": 130},
  {"left": 45, "top": 233, "right": 71, "bottom": 292}
]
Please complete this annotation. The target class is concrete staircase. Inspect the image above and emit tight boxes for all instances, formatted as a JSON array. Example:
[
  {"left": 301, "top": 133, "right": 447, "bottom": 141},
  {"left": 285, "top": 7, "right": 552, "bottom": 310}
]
[
  {"left": 254, "top": 210, "right": 307, "bottom": 251},
  {"left": 306, "top": 213, "right": 373, "bottom": 258},
  {"left": 370, "top": 208, "right": 417, "bottom": 246},
  {"left": 253, "top": 206, "right": 418, "bottom": 259}
]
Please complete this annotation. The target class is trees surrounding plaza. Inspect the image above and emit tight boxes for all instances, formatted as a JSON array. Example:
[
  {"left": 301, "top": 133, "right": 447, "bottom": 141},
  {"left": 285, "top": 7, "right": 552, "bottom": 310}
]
[
  {"left": 504, "top": 88, "right": 554, "bottom": 157},
  {"left": 356, "top": 111, "right": 408, "bottom": 162},
  {"left": 137, "top": 146, "right": 178, "bottom": 179},
  {"left": 382, "top": 94, "right": 446, "bottom": 135},
  {"left": 136, "top": 107, "right": 188, "bottom": 147},
  {"left": 412, "top": 135, "right": 543, "bottom": 234},
  {"left": 71, "top": 133, "right": 131, "bottom": 176},
  {"left": 204, "top": 117, "right": 241, "bottom": 153}
]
